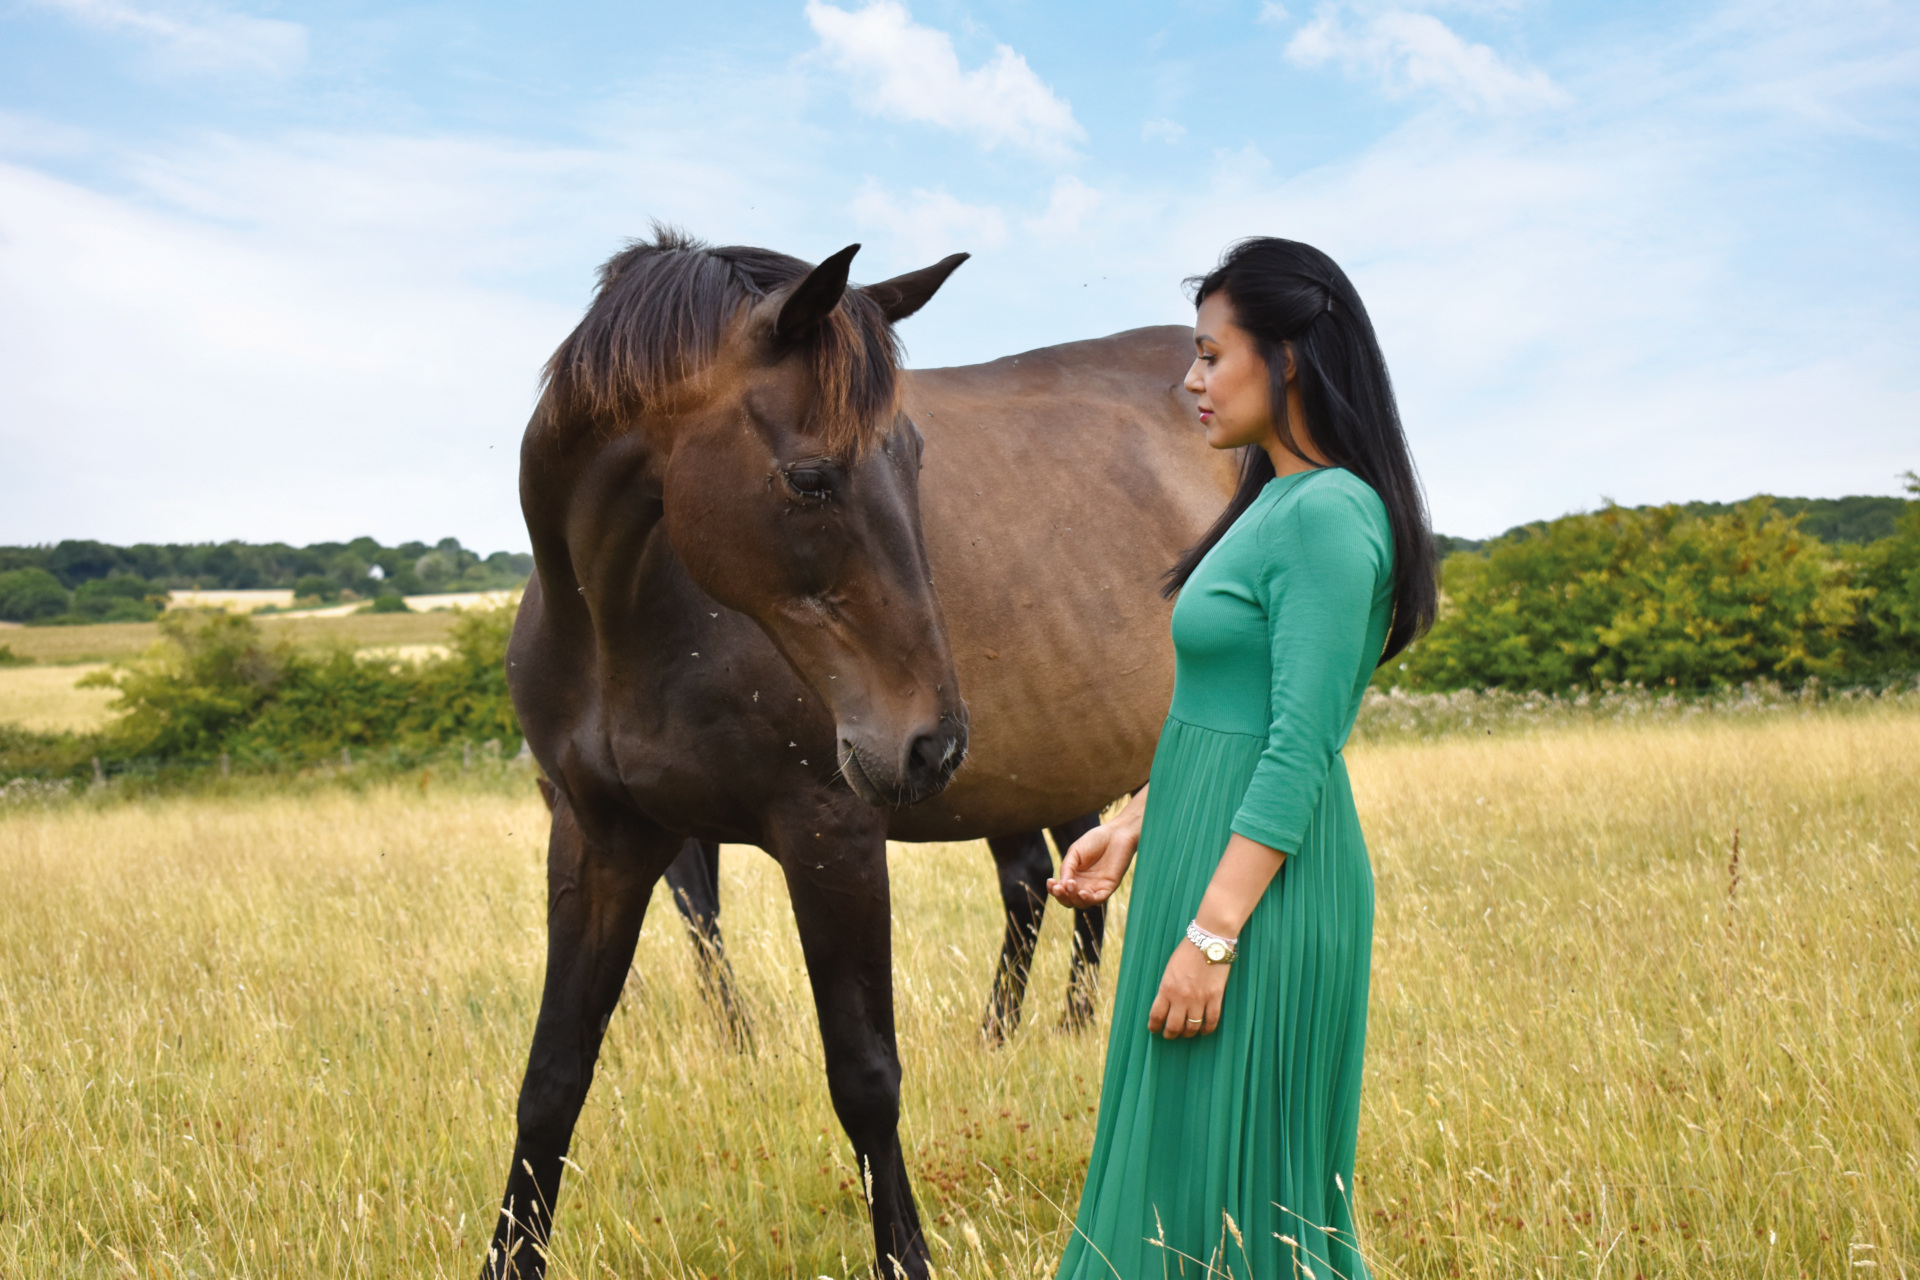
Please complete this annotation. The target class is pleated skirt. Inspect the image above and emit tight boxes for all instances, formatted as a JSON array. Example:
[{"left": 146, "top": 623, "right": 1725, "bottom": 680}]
[{"left": 1057, "top": 716, "right": 1375, "bottom": 1280}]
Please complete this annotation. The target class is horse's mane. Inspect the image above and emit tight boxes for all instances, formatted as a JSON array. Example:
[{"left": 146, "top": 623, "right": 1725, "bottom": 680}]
[{"left": 540, "top": 225, "right": 902, "bottom": 458}]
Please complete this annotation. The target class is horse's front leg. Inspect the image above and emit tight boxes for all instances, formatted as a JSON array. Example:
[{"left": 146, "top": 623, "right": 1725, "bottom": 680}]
[
  {"left": 484, "top": 794, "right": 676, "bottom": 1280},
  {"left": 774, "top": 806, "right": 929, "bottom": 1280}
]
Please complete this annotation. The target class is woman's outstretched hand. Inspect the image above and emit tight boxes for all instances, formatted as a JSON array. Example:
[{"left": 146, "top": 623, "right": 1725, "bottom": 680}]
[{"left": 1048, "top": 787, "right": 1147, "bottom": 909}]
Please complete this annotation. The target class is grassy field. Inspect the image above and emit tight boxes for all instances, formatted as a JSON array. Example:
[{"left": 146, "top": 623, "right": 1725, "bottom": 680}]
[
  {"left": 0, "top": 663, "right": 117, "bottom": 733},
  {"left": 1, "top": 710, "right": 1915, "bottom": 1278},
  {"left": 0, "top": 611, "right": 462, "bottom": 666}
]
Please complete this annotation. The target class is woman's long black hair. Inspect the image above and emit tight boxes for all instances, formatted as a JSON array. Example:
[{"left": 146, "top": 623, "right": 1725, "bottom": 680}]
[{"left": 1163, "top": 237, "right": 1438, "bottom": 665}]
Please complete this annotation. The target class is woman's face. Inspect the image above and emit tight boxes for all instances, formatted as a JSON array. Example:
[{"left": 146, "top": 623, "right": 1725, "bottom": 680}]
[{"left": 1185, "top": 292, "right": 1276, "bottom": 453}]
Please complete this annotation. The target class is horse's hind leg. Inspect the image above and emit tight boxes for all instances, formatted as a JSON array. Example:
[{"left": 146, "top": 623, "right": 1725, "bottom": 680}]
[
  {"left": 1048, "top": 813, "right": 1106, "bottom": 1031},
  {"left": 774, "top": 811, "right": 929, "bottom": 1280},
  {"left": 663, "top": 838, "right": 754, "bottom": 1051},
  {"left": 485, "top": 796, "right": 675, "bottom": 1280},
  {"left": 981, "top": 830, "right": 1052, "bottom": 1044}
]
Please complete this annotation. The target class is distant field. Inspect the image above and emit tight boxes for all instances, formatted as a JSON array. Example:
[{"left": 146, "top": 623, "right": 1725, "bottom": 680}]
[
  {"left": 0, "top": 664, "right": 116, "bottom": 732},
  {"left": 0, "top": 610, "right": 463, "bottom": 666},
  {"left": 1, "top": 709, "right": 1914, "bottom": 1278}
]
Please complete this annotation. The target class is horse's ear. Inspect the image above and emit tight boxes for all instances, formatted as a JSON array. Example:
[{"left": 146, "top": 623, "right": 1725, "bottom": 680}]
[
  {"left": 863, "top": 253, "right": 970, "bottom": 323},
  {"left": 776, "top": 243, "right": 861, "bottom": 340}
]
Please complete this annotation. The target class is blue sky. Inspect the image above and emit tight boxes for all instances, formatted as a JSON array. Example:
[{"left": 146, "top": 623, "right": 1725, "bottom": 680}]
[{"left": 1, "top": 0, "right": 1915, "bottom": 552}]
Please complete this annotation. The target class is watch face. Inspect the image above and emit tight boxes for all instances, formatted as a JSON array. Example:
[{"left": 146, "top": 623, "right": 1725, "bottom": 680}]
[{"left": 1205, "top": 941, "right": 1227, "bottom": 963}]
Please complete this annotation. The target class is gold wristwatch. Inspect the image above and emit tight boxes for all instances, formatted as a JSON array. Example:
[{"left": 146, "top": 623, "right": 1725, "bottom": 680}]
[{"left": 1186, "top": 920, "right": 1238, "bottom": 965}]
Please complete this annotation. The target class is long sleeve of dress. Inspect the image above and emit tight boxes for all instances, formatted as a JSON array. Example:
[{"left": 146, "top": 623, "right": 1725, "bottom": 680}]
[{"left": 1229, "top": 474, "right": 1392, "bottom": 856}]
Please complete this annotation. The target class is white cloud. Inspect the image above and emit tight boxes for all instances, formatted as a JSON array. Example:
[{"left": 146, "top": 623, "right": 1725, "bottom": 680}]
[
  {"left": 849, "top": 183, "right": 1007, "bottom": 267},
  {"left": 1287, "top": 6, "right": 1568, "bottom": 111},
  {"left": 27, "top": 0, "right": 306, "bottom": 75},
  {"left": 1258, "top": 2, "right": 1291, "bottom": 27},
  {"left": 1141, "top": 116, "right": 1187, "bottom": 144},
  {"left": 804, "top": 0, "right": 1085, "bottom": 157},
  {"left": 0, "top": 87, "right": 844, "bottom": 550},
  {"left": 1025, "top": 176, "right": 1102, "bottom": 237}
]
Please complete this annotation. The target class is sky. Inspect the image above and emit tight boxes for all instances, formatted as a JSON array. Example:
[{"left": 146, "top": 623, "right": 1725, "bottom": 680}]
[{"left": 1, "top": 0, "right": 1915, "bottom": 553}]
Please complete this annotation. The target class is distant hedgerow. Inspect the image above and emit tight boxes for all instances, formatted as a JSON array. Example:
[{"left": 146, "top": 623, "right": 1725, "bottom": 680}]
[{"left": 82, "top": 603, "right": 521, "bottom": 766}]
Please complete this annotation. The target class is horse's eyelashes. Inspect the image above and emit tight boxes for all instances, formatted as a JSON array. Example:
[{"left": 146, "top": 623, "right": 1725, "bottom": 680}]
[{"left": 784, "top": 466, "right": 835, "bottom": 501}]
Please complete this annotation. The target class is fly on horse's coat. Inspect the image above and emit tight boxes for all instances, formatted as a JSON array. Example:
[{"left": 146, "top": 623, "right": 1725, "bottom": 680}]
[{"left": 485, "top": 229, "right": 1234, "bottom": 1279}]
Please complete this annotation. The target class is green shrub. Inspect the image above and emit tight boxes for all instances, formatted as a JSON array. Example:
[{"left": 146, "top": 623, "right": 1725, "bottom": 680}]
[
  {"left": 1387, "top": 499, "right": 1864, "bottom": 692},
  {"left": 83, "top": 603, "right": 520, "bottom": 767},
  {"left": 366, "top": 593, "right": 410, "bottom": 614},
  {"left": 293, "top": 575, "right": 338, "bottom": 603},
  {"left": 0, "top": 644, "right": 30, "bottom": 668},
  {"left": 0, "top": 568, "right": 70, "bottom": 622}
]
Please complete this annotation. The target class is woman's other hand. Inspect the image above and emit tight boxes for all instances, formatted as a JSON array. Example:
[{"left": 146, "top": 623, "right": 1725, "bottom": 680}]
[
  {"left": 1048, "top": 788, "right": 1146, "bottom": 909},
  {"left": 1147, "top": 940, "right": 1229, "bottom": 1038}
]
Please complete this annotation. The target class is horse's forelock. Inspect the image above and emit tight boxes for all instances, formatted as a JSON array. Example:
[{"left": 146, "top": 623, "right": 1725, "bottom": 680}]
[{"left": 543, "top": 231, "right": 901, "bottom": 458}]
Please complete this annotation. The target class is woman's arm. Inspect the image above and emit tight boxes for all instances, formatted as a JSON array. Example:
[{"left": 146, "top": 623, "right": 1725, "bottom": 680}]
[
  {"left": 1046, "top": 785, "right": 1147, "bottom": 909},
  {"left": 1147, "top": 832, "right": 1283, "bottom": 1038}
]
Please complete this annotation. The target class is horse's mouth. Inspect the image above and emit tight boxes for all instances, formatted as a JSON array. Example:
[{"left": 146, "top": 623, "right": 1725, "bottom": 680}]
[
  {"left": 837, "top": 738, "right": 963, "bottom": 809},
  {"left": 837, "top": 742, "right": 891, "bottom": 806}
]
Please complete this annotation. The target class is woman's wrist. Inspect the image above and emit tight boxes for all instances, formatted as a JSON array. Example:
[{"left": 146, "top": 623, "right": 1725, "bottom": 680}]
[{"left": 1193, "top": 894, "right": 1249, "bottom": 940}]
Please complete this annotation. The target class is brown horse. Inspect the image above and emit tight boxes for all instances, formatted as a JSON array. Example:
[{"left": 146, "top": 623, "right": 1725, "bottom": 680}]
[{"left": 486, "top": 229, "right": 1231, "bottom": 1279}]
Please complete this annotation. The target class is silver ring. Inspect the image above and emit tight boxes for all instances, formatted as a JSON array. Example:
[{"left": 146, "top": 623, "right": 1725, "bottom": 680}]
[{"left": 1185, "top": 1017, "right": 1203, "bottom": 1024}]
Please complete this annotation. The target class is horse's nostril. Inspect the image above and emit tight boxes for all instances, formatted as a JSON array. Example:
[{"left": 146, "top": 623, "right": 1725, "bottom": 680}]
[{"left": 907, "top": 729, "right": 964, "bottom": 784}]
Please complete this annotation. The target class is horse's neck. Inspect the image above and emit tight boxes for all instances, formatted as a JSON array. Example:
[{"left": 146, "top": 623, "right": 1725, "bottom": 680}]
[{"left": 523, "top": 424, "right": 665, "bottom": 607}]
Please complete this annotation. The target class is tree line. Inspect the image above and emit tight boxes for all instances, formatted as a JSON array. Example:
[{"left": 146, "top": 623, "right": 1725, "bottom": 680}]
[
  {"left": 1385, "top": 478, "right": 1919, "bottom": 693},
  {"left": 0, "top": 537, "right": 535, "bottom": 624}
]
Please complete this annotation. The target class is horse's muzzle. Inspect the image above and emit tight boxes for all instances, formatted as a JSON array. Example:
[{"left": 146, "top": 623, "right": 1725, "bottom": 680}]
[{"left": 838, "top": 721, "right": 967, "bottom": 808}]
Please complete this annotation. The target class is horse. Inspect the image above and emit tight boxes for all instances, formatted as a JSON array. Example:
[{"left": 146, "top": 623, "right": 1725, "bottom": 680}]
[
  {"left": 658, "top": 810, "right": 1109, "bottom": 1050},
  {"left": 485, "top": 229, "right": 1232, "bottom": 1279}
]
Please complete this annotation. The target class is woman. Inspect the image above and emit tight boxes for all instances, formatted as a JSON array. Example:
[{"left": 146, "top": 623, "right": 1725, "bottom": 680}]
[{"left": 1048, "top": 238, "right": 1436, "bottom": 1280}]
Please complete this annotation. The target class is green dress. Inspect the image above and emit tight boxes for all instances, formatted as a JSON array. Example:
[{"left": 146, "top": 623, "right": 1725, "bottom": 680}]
[{"left": 1058, "top": 467, "right": 1393, "bottom": 1280}]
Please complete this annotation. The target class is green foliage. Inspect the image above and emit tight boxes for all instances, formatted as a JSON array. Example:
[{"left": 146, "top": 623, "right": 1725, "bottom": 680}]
[
  {"left": 1387, "top": 499, "right": 1868, "bottom": 692},
  {"left": 0, "top": 722, "right": 91, "bottom": 780},
  {"left": 292, "top": 574, "right": 338, "bottom": 603},
  {"left": 1669, "top": 492, "right": 1909, "bottom": 544},
  {"left": 82, "top": 612, "right": 288, "bottom": 759},
  {"left": 0, "top": 567, "right": 72, "bottom": 622},
  {"left": 71, "top": 574, "right": 162, "bottom": 623},
  {"left": 365, "top": 593, "right": 411, "bottom": 614},
  {"left": 1433, "top": 533, "right": 1485, "bottom": 557},
  {"left": 84, "top": 604, "right": 520, "bottom": 767},
  {"left": 0, "top": 645, "right": 31, "bottom": 668},
  {"left": 1832, "top": 471, "right": 1920, "bottom": 679}
]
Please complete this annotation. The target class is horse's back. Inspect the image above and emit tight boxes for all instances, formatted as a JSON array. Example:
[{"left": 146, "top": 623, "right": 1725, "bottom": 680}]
[{"left": 891, "top": 325, "right": 1234, "bottom": 841}]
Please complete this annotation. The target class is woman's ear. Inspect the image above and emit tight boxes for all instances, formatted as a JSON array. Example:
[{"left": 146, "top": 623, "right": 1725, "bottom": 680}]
[{"left": 1279, "top": 341, "right": 1298, "bottom": 384}]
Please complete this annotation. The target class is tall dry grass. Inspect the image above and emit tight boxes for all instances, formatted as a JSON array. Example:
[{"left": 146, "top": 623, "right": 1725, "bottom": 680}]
[{"left": 1, "top": 709, "right": 1914, "bottom": 1278}]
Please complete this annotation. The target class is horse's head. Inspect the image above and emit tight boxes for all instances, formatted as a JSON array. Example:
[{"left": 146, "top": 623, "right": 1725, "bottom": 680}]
[{"left": 541, "top": 232, "right": 970, "bottom": 807}]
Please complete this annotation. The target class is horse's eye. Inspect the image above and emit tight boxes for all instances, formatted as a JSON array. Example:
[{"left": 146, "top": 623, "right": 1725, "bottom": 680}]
[{"left": 786, "top": 467, "right": 832, "bottom": 498}]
